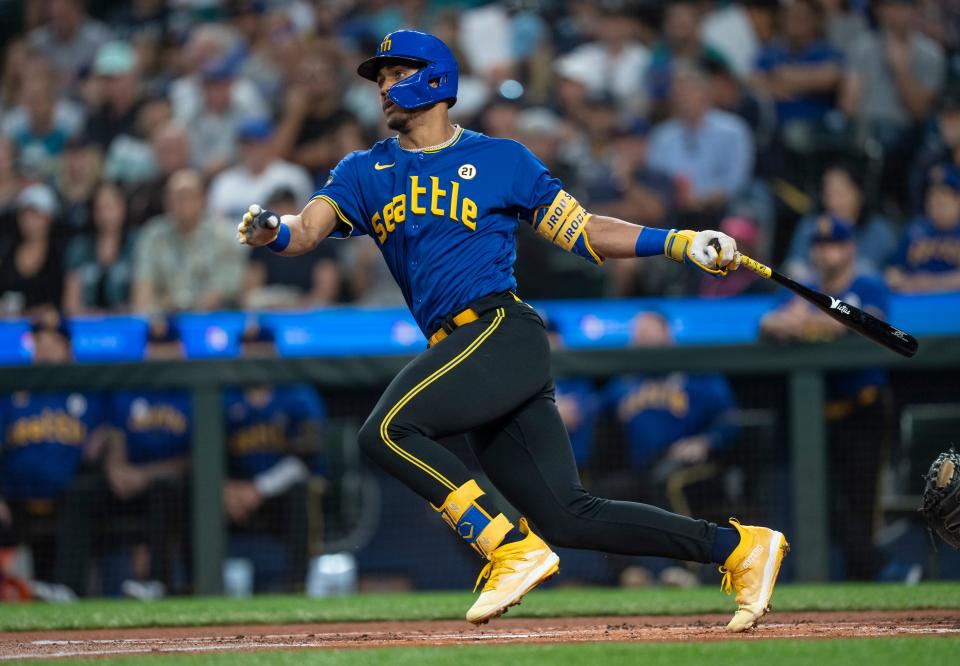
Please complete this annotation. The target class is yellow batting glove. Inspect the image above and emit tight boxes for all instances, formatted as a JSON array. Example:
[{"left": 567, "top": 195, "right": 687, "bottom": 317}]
[
  {"left": 665, "top": 229, "right": 739, "bottom": 277},
  {"left": 237, "top": 204, "right": 280, "bottom": 247}
]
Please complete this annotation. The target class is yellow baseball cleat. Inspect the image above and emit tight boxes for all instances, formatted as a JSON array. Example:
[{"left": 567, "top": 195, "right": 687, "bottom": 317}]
[
  {"left": 719, "top": 518, "right": 790, "bottom": 633},
  {"left": 466, "top": 518, "right": 559, "bottom": 625}
]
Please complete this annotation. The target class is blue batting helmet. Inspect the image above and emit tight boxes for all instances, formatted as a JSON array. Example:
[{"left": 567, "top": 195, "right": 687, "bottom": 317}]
[{"left": 357, "top": 30, "right": 458, "bottom": 110}]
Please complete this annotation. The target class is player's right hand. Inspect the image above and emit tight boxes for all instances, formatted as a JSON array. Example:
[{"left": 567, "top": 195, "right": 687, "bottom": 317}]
[{"left": 237, "top": 204, "right": 280, "bottom": 247}]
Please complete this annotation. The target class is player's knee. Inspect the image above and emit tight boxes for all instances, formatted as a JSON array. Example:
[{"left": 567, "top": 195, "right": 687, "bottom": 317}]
[{"left": 356, "top": 414, "right": 387, "bottom": 461}]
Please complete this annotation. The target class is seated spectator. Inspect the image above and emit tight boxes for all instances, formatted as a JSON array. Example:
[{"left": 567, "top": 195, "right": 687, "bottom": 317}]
[
  {"left": 841, "top": 0, "right": 945, "bottom": 143},
  {"left": 646, "top": 1, "right": 729, "bottom": 117},
  {"left": 553, "top": 4, "right": 650, "bottom": 115},
  {"left": 648, "top": 65, "right": 754, "bottom": 229},
  {"left": 273, "top": 51, "right": 365, "bottom": 183},
  {"left": 83, "top": 41, "right": 147, "bottom": 154},
  {"left": 132, "top": 169, "right": 248, "bottom": 313},
  {"left": 909, "top": 96, "right": 960, "bottom": 215},
  {"left": 224, "top": 384, "right": 326, "bottom": 592},
  {"left": 185, "top": 57, "right": 252, "bottom": 177},
  {"left": 785, "top": 165, "right": 898, "bottom": 282},
  {"left": 840, "top": 0, "right": 945, "bottom": 207},
  {"left": 751, "top": 0, "right": 843, "bottom": 153},
  {"left": 751, "top": 0, "right": 844, "bottom": 129},
  {"left": 0, "top": 184, "right": 65, "bottom": 318},
  {"left": 54, "top": 135, "right": 104, "bottom": 233},
  {"left": 243, "top": 188, "right": 341, "bottom": 310},
  {"left": 761, "top": 217, "right": 891, "bottom": 579},
  {"left": 207, "top": 119, "right": 313, "bottom": 222},
  {"left": 128, "top": 122, "right": 192, "bottom": 228},
  {"left": 101, "top": 385, "right": 191, "bottom": 597},
  {"left": 886, "top": 166, "right": 960, "bottom": 293},
  {"left": 699, "top": 216, "right": 774, "bottom": 298},
  {"left": 28, "top": 0, "right": 111, "bottom": 88},
  {"left": 0, "top": 321, "right": 108, "bottom": 596},
  {"left": 63, "top": 181, "right": 139, "bottom": 315},
  {"left": 5, "top": 59, "right": 82, "bottom": 179}
]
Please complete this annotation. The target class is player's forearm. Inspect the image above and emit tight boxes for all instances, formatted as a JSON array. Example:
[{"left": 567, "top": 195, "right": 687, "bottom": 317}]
[
  {"left": 584, "top": 215, "right": 644, "bottom": 259},
  {"left": 276, "top": 199, "right": 339, "bottom": 257}
]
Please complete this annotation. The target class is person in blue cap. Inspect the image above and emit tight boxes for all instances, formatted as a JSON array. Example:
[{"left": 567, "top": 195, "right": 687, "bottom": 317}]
[
  {"left": 237, "top": 29, "right": 787, "bottom": 631},
  {"left": 761, "top": 215, "right": 891, "bottom": 579}
]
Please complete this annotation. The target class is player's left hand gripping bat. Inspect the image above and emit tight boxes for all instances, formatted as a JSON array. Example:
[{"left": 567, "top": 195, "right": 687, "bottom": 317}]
[{"left": 709, "top": 239, "right": 919, "bottom": 358}]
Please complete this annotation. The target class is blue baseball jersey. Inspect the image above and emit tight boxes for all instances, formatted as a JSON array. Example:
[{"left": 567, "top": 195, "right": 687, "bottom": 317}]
[
  {"left": 224, "top": 384, "right": 326, "bottom": 479},
  {"left": 893, "top": 216, "right": 960, "bottom": 274},
  {"left": 0, "top": 391, "right": 103, "bottom": 500},
  {"left": 314, "top": 127, "right": 591, "bottom": 335},
  {"left": 603, "top": 374, "right": 738, "bottom": 468},
  {"left": 110, "top": 391, "right": 191, "bottom": 465},
  {"left": 554, "top": 378, "right": 599, "bottom": 467}
]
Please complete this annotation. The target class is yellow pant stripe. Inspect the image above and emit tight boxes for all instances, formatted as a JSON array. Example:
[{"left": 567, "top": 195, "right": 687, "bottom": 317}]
[{"left": 379, "top": 308, "right": 506, "bottom": 492}]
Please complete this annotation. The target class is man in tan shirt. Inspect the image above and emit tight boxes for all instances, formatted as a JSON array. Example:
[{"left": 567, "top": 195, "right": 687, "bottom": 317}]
[{"left": 132, "top": 169, "right": 247, "bottom": 313}]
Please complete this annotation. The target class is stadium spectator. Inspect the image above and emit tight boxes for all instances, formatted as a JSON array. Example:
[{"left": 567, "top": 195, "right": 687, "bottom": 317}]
[
  {"left": 785, "top": 165, "right": 898, "bottom": 282},
  {"left": 4, "top": 59, "right": 82, "bottom": 180},
  {"left": 243, "top": 188, "right": 341, "bottom": 310},
  {"left": 553, "top": 4, "right": 650, "bottom": 116},
  {"left": 54, "top": 135, "right": 104, "bottom": 233},
  {"left": 751, "top": 0, "right": 843, "bottom": 129},
  {"left": 82, "top": 41, "right": 146, "bottom": 153},
  {"left": 700, "top": 0, "right": 761, "bottom": 78},
  {"left": 886, "top": 166, "right": 960, "bottom": 293},
  {"left": 544, "top": 319, "right": 598, "bottom": 470},
  {"left": 0, "top": 321, "right": 108, "bottom": 596},
  {"left": 0, "top": 184, "right": 65, "bottom": 318},
  {"left": 761, "top": 217, "right": 891, "bottom": 579},
  {"left": 169, "top": 24, "right": 268, "bottom": 133},
  {"left": 128, "top": 122, "right": 192, "bottom": 228},
  {"left": 840, "top": 0, "right": 945, "bottom": 205},
  {"left": 27, "top": 0, "right": 112, "bottom": 88},
  {"left": 184, "top": 56, "right": 254, "bottom": 177},
  {"left": 132, "top": 169, "right": 247, "bottom": 313},
  {"left": 909, "top": 96, "right": 960, "bottom": 215},
  {"left": 648, "top": 64, "right": 755, "bottom": 229},
  {"left": 224, "top": 384, "right": 326, "bottom": 592},
  {"left": 645, "top": 1, "right": 729, "bottom": 117},
  {"left": 63, "top": 181, "right": 138, "bottom": 315},
  {"left": 207, "top": 118, "right": 313, "bottom": 221},
  {"left": 273, "top": 51, "right": 365, "bottom": 183},
  {"left": 841, "top": 0, "right": 945, "bottom": 138}
]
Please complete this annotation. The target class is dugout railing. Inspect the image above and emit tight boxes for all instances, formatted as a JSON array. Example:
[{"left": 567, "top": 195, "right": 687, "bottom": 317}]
[{"left": 2, "top": 335, "right": 957, "bottom": 594}]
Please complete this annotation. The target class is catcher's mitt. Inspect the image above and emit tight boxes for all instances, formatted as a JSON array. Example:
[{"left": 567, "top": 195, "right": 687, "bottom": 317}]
[{"left": 920, "top": 448, "right": 960, "bottom": 550}]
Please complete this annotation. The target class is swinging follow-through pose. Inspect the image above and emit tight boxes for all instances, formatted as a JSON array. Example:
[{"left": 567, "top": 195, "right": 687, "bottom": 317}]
[{"left": 238, "top": 30, "right": 789, "bottom": 632}]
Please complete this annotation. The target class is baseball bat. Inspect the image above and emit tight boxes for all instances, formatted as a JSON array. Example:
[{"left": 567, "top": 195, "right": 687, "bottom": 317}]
[{"left": 728, "top": 247, "right": 918, "bottom": 357}]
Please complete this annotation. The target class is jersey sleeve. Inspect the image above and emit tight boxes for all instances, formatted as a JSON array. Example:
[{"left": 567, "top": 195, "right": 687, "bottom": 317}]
[
  {"left": 508, "top": 142, "right": 563, "bottom": 221},
  {"left": 310, "top": 152, "right": 370, "bottom": 239},
  {"left": 508, "top": 141, "right": 604, "bottom": 265}
]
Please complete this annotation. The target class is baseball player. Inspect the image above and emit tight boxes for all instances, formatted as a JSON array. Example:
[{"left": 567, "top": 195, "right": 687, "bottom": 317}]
[{"left": 238, "top": 30, "right": 788, "bottom": 631}]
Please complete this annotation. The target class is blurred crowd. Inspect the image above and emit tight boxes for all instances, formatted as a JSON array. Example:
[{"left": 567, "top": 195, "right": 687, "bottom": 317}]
[{"left": 1, "top": 0, "right": 960, "bottom": 321}]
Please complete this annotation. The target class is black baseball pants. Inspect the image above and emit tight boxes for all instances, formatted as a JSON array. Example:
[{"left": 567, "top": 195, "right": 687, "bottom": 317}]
[{"left": 357, "top": 293, "right": 717, "bottom": 562}]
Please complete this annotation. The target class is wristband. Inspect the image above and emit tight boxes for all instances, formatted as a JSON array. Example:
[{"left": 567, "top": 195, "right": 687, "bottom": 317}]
[
  {"left": 634, "top": 226, "right": 672, "bottom": 257},
  {"left": 266, "top": 222, "right": 291, "bottom": 252}
]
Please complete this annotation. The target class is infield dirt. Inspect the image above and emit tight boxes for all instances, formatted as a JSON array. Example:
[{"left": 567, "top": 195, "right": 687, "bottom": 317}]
[{"left": 3, "top": 609, "right": 960, "bottom": 660}]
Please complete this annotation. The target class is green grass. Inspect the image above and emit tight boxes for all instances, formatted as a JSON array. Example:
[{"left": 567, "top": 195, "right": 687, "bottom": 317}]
[
  {"left": 28, "top": 638, "right": 960, "bottom": 666},
  {"left": 3, "top": 583, "right": 960, "bottom": 632}
]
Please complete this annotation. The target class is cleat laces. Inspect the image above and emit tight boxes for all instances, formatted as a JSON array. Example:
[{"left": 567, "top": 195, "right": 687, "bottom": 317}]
[{"left": 473, "top": 542, "right": 527, "bottom": 593}]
